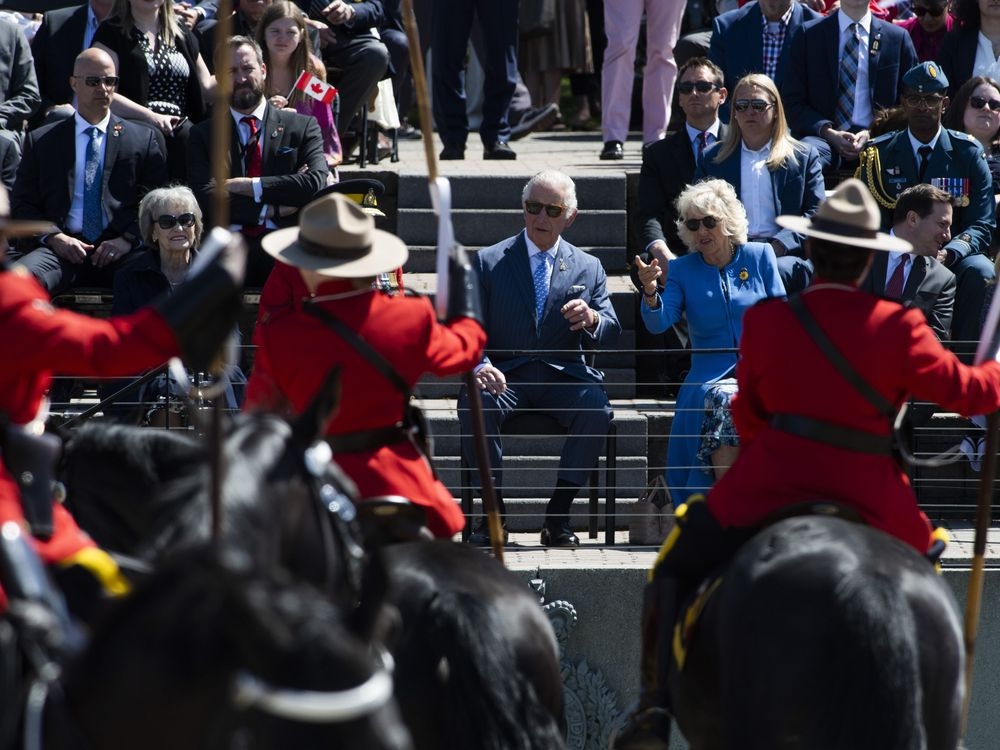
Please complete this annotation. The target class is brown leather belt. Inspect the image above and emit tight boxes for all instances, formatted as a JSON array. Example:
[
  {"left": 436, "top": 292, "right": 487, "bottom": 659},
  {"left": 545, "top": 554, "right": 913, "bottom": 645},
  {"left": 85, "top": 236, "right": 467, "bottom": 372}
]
[
  {"left": 325, "top": 424, "right": 409, "bottom": 453},
  {"left": 770, "top": 413, "right": 894, "bottom": 455}
]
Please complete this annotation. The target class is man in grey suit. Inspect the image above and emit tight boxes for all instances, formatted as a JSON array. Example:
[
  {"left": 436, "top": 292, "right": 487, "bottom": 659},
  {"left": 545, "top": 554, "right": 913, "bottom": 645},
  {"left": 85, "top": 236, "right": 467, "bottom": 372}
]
[
  {"left": 861, "top": 183, "right": 956, "bottom": 341},
  {"left": 0, "top": 20, "right": 40, "bottom": 187},
  {"left": 458, "top": 170, "right": 621, "bottom": 548}
]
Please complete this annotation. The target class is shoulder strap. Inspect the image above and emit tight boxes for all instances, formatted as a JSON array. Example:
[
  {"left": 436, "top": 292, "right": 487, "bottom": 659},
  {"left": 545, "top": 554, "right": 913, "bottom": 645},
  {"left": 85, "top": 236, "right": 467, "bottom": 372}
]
[
  {"left": 786, "top": 294, "right": 895, "bottom": 417},
  {"left": 302, "top": 301, "right": 411, "bottom": 398}
]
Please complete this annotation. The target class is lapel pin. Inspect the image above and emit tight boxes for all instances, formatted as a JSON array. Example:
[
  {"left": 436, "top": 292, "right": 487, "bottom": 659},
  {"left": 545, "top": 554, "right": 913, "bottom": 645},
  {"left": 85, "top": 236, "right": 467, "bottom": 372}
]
[
  {"left": 112, "top": 123, "right": 123, "bottom": 137},
  {"left": 559, "top": 260, "right": 567, "bottom": 271}
]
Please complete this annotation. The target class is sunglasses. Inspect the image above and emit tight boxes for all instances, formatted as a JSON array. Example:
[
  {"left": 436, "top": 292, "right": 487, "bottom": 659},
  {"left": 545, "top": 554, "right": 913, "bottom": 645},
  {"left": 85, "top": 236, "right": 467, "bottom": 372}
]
[
  {"left": 156, "top": 212, "right": 196, "bottom": 229},
  {"left": 912, "top": 5, "right": 945, "bottom": 16},
  {"left": 74, "top": 75, "right": 119, "bottom": 88},
  {"left": 677, "top": 81, "right": 721, "bottom": 95},
  {"left": 733, "top": 98, "right": 774, "bottom": 113},
  {"left": 904, "top": 93, "right": 945, "bottom": 108},
  {"left": 524, "top": 201, "right": 567, "bottom": 218},
  {"left": 684, "top": 216, "right": 719, "bottom": 231},
  {"left": 970, "top": 95, "right": 1000, "bottom": 111}
]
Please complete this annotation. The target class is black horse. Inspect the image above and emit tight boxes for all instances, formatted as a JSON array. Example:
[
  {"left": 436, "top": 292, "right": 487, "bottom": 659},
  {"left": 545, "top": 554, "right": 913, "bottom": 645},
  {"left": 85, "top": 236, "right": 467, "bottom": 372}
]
[
  {"left": 58, "top": 391, "right": 566, "bottom": 749},
  {"left": 670, "top": 515, "right": 963, "bottom": 750},
  {"left": 39, "top": 547, "right": 412, "bottom": 750}
]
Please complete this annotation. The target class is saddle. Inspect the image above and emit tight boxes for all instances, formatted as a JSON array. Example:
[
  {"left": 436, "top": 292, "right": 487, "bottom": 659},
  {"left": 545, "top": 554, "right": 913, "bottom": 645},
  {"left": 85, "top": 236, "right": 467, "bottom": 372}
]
[{"left": 672, "top": 501, "right": 868, "bottom": 670}]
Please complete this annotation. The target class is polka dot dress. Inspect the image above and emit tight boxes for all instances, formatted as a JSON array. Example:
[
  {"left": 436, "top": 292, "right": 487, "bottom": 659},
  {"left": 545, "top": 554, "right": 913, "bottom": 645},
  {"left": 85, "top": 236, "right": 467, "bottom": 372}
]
[{"left": 141, "top": 34, "right": 190, "bottom": 117}]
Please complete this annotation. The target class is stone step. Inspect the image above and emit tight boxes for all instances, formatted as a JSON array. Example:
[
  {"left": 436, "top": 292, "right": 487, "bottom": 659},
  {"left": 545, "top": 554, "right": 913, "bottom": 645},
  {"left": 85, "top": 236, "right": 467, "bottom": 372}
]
[
  {"left": 397, "top": 173, "right": 626, "bottom": 210},
  {"left": 398, "top": 208, "right": 627, "bottom": 249},
  {"left": 403, "top": 245, "right": 630, "bottom": 276}
]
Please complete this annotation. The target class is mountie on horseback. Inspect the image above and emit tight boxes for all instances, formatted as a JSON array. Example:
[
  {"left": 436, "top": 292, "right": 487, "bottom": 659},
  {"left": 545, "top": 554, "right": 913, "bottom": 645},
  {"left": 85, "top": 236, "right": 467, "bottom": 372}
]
[{"left": 613, "top": 179, "right": 1000, "bottom": 750}]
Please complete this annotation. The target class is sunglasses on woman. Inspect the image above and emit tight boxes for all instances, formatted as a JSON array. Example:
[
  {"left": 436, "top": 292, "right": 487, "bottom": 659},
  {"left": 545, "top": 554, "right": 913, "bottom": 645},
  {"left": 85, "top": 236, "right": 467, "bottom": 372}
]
[
  {"left": 157, "top": 213, "right": 196, "bottom": 229},
  {"left": 684, "top": 216, "right": 719, "bottom": 231},
  {"left": 733, "top": 99, "right": 774, "bottom": 113},
  {"left": 970, "top": 95, "right": 1000, "bottom": 112},
  {"left": 524, "top": 201, "right": 567, "bottom": 218},
  {"left": 912, "top": 5, "right": 945, "bottom": 16}
]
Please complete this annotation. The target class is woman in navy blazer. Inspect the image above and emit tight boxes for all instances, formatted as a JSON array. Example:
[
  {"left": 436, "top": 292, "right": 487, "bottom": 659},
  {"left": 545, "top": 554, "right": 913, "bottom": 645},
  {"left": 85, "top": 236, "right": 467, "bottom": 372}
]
[{"left": 697, "top": 73, "right": 824, "bottom": 292}]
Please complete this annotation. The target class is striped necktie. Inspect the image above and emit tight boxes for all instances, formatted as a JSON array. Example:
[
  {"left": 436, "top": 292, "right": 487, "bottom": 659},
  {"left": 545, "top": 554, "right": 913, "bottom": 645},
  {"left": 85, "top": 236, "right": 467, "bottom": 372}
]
[
  {"left": 835, "top": 23, "right": 860, "bottom": 131},
  {"left": 532, "top": 252, "right": 550, "bottom": 328}
]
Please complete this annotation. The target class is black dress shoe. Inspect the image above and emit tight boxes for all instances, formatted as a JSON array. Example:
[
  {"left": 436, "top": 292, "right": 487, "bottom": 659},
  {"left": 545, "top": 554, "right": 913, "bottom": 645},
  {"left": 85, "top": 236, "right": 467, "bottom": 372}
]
[
  {"left": 467, "top": 517, "right": 509, "bottom": 546},
  {"left": 440, "top": 145, "right": 465, "bottom": 160},
  {"left": 483, "top": 140, "right": 517, "bottom": 160},
  {"left": 540, "top": 522, "right": 579, "bottom": 548},
  {"left": 600, "top": 140, "right": 624, "bottom": 160}
]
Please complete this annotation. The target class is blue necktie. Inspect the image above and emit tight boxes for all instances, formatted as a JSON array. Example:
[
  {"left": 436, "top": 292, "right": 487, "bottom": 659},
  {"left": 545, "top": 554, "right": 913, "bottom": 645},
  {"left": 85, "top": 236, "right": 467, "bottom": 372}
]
[
  {"left": 532, "top": 252, "right": 550, "bottom": 328},
  {"left": 835, "top": 23, "right": 860, "bottom": 131},
  {"left": 83, "top": 126, "right": 104, "bottom": 242}
]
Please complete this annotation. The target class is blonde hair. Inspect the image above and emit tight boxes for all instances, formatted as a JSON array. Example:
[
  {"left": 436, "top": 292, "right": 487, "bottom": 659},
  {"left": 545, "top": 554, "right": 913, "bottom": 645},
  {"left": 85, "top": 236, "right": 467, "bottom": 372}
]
[
  {"left": 675, "top": 179, "right": 749, "bottom": 250},
  {"left": 111, "top": 0, "right": 182, "bottom": 48},
  {"left": 716, "top": 73, "right": 800, "bottom": 170}
]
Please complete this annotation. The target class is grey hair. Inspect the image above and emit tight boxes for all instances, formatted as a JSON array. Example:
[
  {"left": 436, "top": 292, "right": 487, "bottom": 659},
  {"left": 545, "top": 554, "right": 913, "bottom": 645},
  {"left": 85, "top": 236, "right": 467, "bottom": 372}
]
[
  {"left": 138, "top": 185, "right": 203, "bottom": 248},
  {"left": 675, "top": 178, "right": 749, "bottom": 249},
  {"left": 521, "top": 169, "right": 578, "bottom": 212}
]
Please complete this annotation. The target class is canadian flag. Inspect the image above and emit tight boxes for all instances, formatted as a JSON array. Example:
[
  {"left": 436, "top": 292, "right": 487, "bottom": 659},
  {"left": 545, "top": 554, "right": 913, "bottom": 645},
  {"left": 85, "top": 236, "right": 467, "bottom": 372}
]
[{"left": 294, "top": 70, "right": 337, "bottom": 106}]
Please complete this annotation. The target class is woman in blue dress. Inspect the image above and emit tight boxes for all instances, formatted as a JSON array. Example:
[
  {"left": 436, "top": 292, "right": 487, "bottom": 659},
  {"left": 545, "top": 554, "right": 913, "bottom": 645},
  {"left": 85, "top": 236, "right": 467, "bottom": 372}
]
[{"left": 636, "top": 178, "right": 784, "bottom": 506}]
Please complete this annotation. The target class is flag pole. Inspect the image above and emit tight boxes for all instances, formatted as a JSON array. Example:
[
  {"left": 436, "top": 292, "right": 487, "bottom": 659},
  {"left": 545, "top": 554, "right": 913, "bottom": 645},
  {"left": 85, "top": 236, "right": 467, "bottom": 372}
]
[{"left": 400, "top": 0, "right": 504, "bottom": 563}]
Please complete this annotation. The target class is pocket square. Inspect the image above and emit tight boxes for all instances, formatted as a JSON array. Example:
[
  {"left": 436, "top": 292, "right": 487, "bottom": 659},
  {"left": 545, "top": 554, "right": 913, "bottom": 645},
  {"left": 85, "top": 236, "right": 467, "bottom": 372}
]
[
  {"left": 567, "top": 285, "right": 587, "bottom": 298},
  {"left": 277, "top": 146, "right": 296, "bottom": 154}
]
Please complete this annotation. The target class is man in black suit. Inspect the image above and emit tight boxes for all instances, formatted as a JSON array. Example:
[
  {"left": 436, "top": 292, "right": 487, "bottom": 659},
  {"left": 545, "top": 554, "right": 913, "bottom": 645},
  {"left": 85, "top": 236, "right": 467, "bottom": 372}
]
[
  {"left": 30, "top": 0, "right": 114, "bottom": 129},
  {"left": 11, "top": 48, "right": 167, "bottom": 295},
  {"left": 861, "top": 183, "right": 956, "bottom": 341},
  {"left": 188, "top": 35, "right": 328, "bottom": 286},
  {"left": 633, "top": 57, "right": 728, "bottom": 396}
]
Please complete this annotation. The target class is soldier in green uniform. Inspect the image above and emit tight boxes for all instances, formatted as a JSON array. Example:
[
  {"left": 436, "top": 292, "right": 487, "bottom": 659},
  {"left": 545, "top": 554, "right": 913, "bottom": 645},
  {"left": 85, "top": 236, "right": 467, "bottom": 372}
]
[{"left": 856, "top": 61, "right": 995, "bottom": 355}]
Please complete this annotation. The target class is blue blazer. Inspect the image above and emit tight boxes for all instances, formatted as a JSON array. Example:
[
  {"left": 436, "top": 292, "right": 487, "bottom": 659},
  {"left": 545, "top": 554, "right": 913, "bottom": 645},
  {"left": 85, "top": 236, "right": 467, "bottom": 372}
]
[
  {"left": 858, "top": 127, "right": 995, "bottom": 263},
  {"left": 709, "top": 0, "right": 822, "bottom": 121},
  {"left": 696, "top": 140, "right": 825, "bottom": 257},
  {"left": 935, "top": 27, "right": 977, "bottom": 100},
  {"left": 473, "top": 231, "right": 621, "bottom": 383},
  {"left": 784, "top": 13, "right": 918, "bottom": 137}
]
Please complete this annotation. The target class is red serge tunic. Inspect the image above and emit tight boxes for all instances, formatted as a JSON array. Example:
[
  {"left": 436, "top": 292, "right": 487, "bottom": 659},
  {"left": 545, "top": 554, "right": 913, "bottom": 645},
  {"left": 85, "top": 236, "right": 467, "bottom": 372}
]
[
  {"left": 0, "top": 267, "right": 178, "bottom": 571},
  {"left": 706, "top": 281, "right": 1000, "bottom": 553},
  {"left": 245, "top": 268, "right": 487, "bottom": 538}
]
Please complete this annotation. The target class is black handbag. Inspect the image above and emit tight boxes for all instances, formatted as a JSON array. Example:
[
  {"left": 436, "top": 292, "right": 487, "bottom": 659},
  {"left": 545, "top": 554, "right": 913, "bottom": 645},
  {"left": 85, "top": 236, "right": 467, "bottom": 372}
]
[{"left": 519, "top": 0, "right": 556, "bottom": 38}]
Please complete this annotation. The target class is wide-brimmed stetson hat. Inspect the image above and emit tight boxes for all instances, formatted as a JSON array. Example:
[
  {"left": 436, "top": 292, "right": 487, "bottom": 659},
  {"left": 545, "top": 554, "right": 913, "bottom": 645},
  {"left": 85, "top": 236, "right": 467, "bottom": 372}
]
[
  {"left": 262, "top": 193, "right": 408, "bottom": 277},
  {"left": 0, "top": 183, "right": 57, "bottom": 237},
  {"left": 776, "top": 178, "right": 913, "bottom": 253}
]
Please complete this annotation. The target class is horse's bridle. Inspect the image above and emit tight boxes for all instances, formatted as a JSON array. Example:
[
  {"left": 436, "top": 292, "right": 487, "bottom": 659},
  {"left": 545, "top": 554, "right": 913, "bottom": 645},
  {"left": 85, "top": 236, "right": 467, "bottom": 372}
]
[{"left": 231, "top": 648, "right": 395, "bottom": 723}]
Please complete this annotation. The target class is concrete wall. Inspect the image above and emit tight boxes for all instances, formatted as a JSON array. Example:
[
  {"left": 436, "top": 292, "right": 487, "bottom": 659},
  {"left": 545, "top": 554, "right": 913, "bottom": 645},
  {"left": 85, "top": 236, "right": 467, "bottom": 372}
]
[{"left": 513, "top": 565, "right": 1000, "bottom": 749}]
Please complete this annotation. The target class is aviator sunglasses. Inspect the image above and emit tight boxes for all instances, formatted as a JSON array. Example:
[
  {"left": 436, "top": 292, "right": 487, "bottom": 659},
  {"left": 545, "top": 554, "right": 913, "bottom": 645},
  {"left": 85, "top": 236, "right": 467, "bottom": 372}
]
[
  {"left": 970, "top": 95, "right": 1000, "bottom": 112},
  {"left": 677, "top": 81, "right": 721, "bottom": 95},
  {"left": 524, "top": 201, "right": 567, "bottom": 218},
  {"left": 73, "top": 75, "right": 119, "bottom": 88},
  {"left": 156, "top": 212, "right": 196, "bottom": 229},
  {"left": 733, "top": 98, "right": 774, "bottom": 113},
  {"left": 912, "top": 5, "right": 945, "bottom": 16},
  {"left": 684, "top": 216, "right": 719, "bottom": 232}
]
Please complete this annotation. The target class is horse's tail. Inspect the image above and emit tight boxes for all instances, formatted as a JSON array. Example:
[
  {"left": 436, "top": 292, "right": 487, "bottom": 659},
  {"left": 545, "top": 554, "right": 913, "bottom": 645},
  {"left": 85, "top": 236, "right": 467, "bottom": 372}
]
[
  {"left": 421, "top": 589, "right": 564, "bottom": 750},
  {"left": 831, "top": 569, "right": 923, "bottom": 750}
]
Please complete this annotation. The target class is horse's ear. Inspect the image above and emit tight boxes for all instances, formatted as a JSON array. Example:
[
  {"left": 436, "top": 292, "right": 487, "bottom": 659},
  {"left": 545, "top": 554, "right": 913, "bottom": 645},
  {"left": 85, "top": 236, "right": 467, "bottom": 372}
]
[
  {"left": 349, "top": 548, "right": 391, "bottom": 643},
  {"left": 293, "top": 367, "right": 341, "bottom": 444}
]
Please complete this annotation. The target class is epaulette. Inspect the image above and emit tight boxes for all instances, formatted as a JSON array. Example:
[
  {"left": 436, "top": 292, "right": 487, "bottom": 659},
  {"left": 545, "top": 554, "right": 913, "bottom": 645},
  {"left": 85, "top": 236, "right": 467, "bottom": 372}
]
[
  {"left": 948, "top": 129, "right": 977, "bottom": 143},
  {"left": 857, "top": 141, "right": 897, "bottom": 209}
]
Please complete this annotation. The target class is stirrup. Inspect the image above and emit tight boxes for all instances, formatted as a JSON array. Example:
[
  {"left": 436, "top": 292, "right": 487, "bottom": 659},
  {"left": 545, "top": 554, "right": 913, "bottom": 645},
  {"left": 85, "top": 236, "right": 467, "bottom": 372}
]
[{"left": 610, "top": 706, "right": 672, "bottom": 750}]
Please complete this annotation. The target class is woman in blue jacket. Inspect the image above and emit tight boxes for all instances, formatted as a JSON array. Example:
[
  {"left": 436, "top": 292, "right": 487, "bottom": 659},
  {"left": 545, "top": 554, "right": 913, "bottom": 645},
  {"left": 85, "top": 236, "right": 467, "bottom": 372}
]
[{"left": 636, "top": 178, "right": 784, "bottom": 505}]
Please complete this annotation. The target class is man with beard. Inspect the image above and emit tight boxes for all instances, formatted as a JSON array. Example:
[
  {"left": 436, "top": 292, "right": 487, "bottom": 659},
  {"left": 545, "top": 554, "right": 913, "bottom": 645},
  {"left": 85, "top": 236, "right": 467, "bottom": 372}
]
[
  {"left": 856, "top": 61, "right": 994, "bottom": 353},
  {"left": 188, "top": 35, "right": 329, "bottom": 286}
]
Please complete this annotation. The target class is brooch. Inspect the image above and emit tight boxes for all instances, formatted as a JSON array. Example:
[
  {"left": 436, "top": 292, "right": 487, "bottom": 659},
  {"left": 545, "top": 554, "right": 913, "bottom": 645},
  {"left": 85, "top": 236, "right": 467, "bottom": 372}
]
[
  {"left": 112, "top": 122, "right": 123, "bottom": 137},
  {"left": 738, "top": 268, "right": 749, "bottom": 287}
]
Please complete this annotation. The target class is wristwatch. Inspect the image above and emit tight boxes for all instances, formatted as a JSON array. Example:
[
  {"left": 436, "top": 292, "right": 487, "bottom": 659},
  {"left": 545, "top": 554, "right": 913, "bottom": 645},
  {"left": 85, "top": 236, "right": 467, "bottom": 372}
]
[{"left": 122, "top": 230, "right": 142, "bottom": 250}]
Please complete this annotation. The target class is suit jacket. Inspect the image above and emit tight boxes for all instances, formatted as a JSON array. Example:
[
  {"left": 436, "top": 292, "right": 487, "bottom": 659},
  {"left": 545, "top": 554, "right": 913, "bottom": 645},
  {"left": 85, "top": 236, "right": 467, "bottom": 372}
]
[
  {"left": 637, "top": 123, "right": 729, "bottom": 253},
  {"left": 856, "top": 127, "right": 994, "bottom": 263},
  {"left": 473, "top": 232, "right": 621, "bottom": 383},
  {"left": 0, "top": 22, "right": 40, "bottom": 132},
  {"left": 696, "top": 140, "right": 825, "bottom": 257},
  {"left": 935, "top": 27, "right": 977, "bottom": 100},
  {"left": 860, "top": 253, "right": 956, "bottom": 340},
  {"left": 29, "top": 5, "right": 87, "bottom": 124},
  {"left": 709, "top": 1, "right": 822, "bottom": 121},
  {"left": 187, "top": 104, "right": 329, "bottom": 228},
  {"left": 784, "top": 13, "right": 918, "bottom": 138},
  {"left": 11, "top": 114, "right": 167, "bottom": 247}
]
